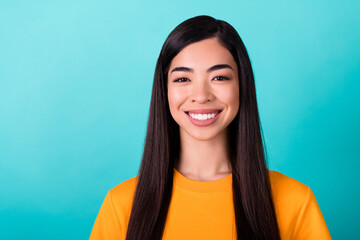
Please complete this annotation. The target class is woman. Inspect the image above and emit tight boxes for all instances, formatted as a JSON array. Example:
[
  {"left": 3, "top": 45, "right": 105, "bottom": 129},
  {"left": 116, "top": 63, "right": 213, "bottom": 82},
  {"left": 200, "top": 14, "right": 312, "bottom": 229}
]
[{"left": 90, "top": 15, "right": 331, "bottom": 240}]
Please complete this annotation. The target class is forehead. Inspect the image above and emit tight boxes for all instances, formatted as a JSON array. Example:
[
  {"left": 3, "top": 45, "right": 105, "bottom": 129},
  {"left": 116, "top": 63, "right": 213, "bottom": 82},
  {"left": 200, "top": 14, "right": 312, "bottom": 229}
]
[{"left": 169, "top": 38, "right": 237, "bottom": 71}]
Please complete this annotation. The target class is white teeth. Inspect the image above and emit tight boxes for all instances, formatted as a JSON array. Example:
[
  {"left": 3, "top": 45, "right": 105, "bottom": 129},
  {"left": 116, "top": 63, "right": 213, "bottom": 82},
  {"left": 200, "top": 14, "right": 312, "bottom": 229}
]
[{"left": 189, "top": 112, "right": 218, "bottom": 121}]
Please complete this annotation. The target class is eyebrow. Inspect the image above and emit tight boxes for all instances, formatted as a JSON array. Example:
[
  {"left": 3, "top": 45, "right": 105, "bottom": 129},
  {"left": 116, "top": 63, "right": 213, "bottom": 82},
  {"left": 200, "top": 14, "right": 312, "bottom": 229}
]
[{"left": 170, "top": 64, "right": 233, "bottom": 74}]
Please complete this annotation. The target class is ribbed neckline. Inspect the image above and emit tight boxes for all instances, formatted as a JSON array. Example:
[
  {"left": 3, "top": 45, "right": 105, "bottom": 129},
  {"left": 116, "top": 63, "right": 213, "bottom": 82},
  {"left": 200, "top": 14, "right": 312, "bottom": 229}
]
[{"left": 173, "top": 168, "right": 232, "bottom": 193}]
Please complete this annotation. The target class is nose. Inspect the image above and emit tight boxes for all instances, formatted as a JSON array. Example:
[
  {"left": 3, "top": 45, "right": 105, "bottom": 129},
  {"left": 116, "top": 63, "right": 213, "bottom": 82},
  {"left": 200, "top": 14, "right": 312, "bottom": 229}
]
[{"left": 190, "top": 81, "right": 214, "bottom": 103}]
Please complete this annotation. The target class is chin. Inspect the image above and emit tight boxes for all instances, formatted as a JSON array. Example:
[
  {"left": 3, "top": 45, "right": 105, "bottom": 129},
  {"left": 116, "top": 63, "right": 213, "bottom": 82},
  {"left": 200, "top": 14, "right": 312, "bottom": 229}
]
[{"left": 183, "top": 128, "right": 224, "bottom": 142}]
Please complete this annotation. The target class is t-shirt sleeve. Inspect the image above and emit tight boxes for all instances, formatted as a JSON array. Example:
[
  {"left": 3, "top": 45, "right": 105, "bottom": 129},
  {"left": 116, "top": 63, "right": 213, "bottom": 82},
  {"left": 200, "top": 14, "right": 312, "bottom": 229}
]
[
  {"left": 89, "top": 190, "right": 122, "bottom": 240},
  {"left": 291, "top": 186, "right": 332, "bottom": 240}
]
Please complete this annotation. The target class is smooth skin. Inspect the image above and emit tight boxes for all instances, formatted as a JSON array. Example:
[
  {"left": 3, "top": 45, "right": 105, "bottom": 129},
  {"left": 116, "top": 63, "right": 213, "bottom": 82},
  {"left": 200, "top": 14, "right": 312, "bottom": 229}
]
[{"left": 167, "top": 37, "right": 239, "bottom": 181}]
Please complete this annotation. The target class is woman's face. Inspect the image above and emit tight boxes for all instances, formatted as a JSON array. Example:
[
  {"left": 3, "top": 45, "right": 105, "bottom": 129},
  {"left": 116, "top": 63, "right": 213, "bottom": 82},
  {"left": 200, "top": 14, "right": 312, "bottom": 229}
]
[{"left": 167, "top": 37, "right": 239, "bottom": 141}]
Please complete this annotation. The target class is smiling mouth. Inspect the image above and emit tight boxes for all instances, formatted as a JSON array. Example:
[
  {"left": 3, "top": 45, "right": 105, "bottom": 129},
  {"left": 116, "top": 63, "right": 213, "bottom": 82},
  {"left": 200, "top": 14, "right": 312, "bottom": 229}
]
[
  {"left": 185, "top": 110, "right": 222, "bottom": 115},
  {"left": 185, "top": 110, "right": 222, "bottom": 121}
]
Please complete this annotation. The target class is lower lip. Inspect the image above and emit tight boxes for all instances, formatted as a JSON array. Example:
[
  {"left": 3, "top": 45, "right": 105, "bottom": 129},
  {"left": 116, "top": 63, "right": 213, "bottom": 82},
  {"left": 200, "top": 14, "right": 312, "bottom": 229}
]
[{"left": 185, "top": 111, "right": 222, "bottom": 127}]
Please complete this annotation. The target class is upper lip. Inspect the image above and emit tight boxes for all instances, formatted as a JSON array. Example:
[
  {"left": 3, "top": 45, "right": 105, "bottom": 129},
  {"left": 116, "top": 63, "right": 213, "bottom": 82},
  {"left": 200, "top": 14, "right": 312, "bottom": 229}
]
[{"left": 185, "top": 109, "right": 222, "bottom": 114}]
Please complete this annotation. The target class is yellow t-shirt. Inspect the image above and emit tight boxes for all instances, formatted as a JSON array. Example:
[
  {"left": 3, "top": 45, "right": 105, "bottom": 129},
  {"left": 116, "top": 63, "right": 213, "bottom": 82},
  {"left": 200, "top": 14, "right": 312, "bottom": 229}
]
[{"left": 89, "top": 169, "right": 331, "bottom": 239}]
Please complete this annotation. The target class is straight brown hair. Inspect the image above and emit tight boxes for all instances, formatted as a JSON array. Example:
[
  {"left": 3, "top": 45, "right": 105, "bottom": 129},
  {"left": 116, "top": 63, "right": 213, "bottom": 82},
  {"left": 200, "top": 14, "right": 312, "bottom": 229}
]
[{"left": 125, "top": 15, "right": 281, "bottom": 240}]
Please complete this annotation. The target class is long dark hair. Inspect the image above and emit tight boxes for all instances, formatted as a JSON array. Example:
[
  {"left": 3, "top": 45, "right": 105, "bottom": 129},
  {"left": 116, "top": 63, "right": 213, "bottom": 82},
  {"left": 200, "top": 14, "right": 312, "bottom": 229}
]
[{"left": 125, "top": 15, "right": 281, "bottom": 240}]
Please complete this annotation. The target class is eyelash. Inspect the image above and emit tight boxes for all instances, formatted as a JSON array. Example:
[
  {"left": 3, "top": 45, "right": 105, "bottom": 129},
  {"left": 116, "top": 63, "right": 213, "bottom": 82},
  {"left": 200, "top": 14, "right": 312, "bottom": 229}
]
[{"left": 173, "top": 76, "right": 230, "bottom": 82}]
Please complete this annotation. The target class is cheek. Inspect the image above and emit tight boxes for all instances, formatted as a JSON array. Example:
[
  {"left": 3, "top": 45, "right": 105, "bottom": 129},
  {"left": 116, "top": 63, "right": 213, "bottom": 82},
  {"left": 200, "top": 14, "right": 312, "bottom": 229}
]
[
  {"left": 217, "top": 85, "right": 239, "bottom": 109},
  {"left": 168, "top": 87, "right": 187, "bottom": 111},
  {"left": 167, "top": 88, "right": 188, "bottom": 123},
  {"left": 230, "top": 89, "right": 240, "bottom": 108}
]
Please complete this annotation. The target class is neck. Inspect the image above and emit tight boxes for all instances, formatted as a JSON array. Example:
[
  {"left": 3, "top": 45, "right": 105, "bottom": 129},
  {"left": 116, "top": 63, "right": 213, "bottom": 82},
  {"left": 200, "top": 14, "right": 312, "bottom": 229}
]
[{"left": 175, "top": 128, "right": 232, "bottom": 181}]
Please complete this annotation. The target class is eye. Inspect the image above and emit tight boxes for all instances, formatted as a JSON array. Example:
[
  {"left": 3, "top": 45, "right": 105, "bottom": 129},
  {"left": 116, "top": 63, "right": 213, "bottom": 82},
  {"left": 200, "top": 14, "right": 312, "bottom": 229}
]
[
  {"left": 173, "top": 77, "right": 189, "bottom": 82},
  {"left": 213, "top": 75, "right": 229, "bottom": 81}
]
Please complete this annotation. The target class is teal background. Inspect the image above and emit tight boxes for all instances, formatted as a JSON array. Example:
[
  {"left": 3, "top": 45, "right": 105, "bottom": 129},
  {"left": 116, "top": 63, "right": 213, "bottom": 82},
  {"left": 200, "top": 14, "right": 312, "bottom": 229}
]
[{"left": 0, "top": 0, "right": 359, "bottom": 239}]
